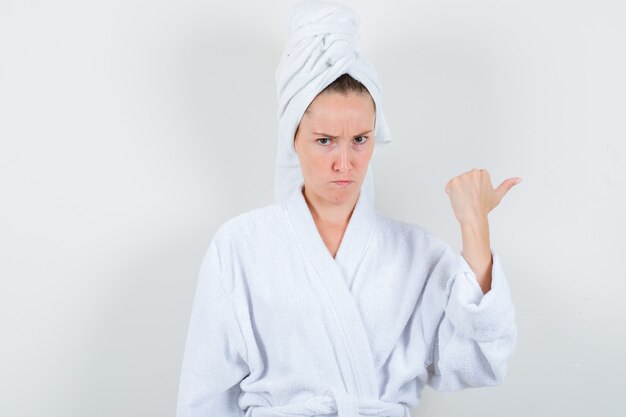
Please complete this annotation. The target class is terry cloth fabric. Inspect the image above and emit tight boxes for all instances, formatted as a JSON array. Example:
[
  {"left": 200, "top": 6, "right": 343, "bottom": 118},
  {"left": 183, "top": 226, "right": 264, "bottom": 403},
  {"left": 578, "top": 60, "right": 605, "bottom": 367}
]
[{"left": 175, "top": 183, "right": 518, "bottom": 417}]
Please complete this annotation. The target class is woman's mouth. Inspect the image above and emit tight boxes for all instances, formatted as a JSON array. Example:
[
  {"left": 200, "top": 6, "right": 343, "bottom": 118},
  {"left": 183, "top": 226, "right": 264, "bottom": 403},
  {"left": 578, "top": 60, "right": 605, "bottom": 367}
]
[{"left": 333, "top": 180, "right": 353, "bottom": 186}]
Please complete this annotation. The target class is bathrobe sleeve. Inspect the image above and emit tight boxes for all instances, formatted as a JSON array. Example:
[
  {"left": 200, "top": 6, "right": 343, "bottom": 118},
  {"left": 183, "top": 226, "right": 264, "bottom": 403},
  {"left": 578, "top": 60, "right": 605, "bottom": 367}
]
[
  {"left": 426, "top": 246, "right": 517, "bottom": 392},
  {"left": 176, "top": 235, "right": 250, "bottom": 417}
]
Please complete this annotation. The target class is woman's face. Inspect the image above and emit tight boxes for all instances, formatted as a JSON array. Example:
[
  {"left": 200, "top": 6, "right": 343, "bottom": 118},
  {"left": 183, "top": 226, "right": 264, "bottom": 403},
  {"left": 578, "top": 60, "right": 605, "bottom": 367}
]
[{"left": 294, "top": 91, "right": 376, "bottom": 206}]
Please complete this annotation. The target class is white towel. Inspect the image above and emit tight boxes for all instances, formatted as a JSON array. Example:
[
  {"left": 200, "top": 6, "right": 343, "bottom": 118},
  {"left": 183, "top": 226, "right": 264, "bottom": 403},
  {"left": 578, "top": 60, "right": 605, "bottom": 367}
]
[{"left": 274, "top": 0, "right": 392, "bottom": 205}]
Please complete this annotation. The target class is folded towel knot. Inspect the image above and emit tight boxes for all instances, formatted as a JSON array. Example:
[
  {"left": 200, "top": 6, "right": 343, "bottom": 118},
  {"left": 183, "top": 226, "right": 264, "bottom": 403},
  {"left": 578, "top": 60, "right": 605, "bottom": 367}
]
[{"left": 323, "top": 35, "right": 356, "bottom": 65}]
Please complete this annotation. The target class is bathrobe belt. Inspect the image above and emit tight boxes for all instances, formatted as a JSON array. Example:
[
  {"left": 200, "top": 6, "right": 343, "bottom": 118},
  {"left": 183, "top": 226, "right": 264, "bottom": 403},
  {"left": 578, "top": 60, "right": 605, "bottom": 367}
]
[{"left": 247, "top": 387, "right": 408, "bottom": 417}]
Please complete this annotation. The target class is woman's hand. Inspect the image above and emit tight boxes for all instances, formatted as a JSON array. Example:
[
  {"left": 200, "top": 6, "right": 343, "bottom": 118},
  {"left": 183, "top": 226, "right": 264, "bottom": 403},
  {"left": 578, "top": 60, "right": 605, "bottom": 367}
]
[
  {"left": 445, "top": 169, "right": 521, "bottom": 226},
  {"left": 444, "top": 168, "right": 521, "bottom": 293}
]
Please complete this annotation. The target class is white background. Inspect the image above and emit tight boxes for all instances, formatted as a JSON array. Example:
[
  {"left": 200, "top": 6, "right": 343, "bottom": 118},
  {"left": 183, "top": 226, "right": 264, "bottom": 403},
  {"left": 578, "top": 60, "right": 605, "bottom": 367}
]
[{"left": 1, "top": 0, "right": 624, "bottom": 416}]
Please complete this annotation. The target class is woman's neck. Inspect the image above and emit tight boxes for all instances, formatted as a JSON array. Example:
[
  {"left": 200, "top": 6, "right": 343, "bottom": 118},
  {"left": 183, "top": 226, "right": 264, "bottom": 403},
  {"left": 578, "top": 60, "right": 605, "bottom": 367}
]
[{"left": 302, "top": 185, "right": 359, "bottom": 228}]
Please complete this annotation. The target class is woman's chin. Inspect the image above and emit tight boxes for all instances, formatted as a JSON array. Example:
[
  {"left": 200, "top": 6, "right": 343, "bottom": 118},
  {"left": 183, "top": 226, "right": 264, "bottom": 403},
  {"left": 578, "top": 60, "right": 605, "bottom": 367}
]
[{"left": 327, "top": 184, "right": 360, "bottom": 203}]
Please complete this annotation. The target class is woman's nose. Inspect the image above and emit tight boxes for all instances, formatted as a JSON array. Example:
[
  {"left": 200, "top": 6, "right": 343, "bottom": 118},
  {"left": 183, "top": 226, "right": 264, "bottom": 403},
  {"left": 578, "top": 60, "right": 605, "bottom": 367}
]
[{"left": 333, "top": 143, "right": 352, "bottom": 172}]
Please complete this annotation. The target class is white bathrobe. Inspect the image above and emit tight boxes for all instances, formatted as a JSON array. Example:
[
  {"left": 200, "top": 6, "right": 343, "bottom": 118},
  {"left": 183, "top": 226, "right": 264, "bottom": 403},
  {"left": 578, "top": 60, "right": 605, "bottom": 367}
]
[{"left": 175, "top": 183, "right": 517, "bottom": 417}]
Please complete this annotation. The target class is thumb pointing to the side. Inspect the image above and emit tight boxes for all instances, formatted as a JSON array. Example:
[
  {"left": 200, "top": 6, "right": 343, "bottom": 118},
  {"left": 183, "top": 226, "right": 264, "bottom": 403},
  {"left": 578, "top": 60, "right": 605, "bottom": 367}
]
[{"left": 495, "top": 177, "right": 522, "bottom": 201}]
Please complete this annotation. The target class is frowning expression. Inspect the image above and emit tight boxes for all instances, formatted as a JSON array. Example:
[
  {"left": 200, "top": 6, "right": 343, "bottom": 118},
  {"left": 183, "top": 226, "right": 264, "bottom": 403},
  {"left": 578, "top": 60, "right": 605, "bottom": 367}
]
[{"left": 294, "top": 91, "right": 376, "bottom": 205}]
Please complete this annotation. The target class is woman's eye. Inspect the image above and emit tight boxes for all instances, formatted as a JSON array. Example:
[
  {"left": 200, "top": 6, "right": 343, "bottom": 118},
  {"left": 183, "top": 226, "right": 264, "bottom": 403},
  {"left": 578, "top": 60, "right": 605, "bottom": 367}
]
[
  {"left": 317, "top": 138, "right": 331, "bottom": 145},
  {"left": 354, "top": 136, "right": 367, "bottom": 144}
]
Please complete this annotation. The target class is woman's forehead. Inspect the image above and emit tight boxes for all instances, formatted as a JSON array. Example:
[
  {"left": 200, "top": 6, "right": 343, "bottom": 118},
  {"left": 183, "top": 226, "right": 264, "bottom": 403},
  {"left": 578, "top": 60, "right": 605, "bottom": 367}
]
[
  {"left": 307, "top": 91, "right": 374, "bottom": 110},
  {"left": 303, "top": 94, "right": 375, "bottom": 126}
]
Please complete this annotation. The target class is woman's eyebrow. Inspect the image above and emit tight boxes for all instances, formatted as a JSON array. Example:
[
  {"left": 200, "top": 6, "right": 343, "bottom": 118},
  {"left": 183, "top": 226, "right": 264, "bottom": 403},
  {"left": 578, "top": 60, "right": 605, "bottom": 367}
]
[{"left": 312, "top": 129, "right": 372, "bottom": 138}]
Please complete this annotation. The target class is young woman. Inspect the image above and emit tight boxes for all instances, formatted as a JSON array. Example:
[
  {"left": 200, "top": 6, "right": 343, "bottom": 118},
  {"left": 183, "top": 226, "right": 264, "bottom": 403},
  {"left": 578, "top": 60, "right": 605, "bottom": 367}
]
[{"left": 176, "top": 2, "right": 520, "bottom": 416}]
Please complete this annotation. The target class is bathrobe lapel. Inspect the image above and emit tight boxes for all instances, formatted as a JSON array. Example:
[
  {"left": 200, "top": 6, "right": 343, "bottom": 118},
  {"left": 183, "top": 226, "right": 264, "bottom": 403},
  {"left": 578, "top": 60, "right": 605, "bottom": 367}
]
[{"left": 283, "top": 184, "right": 379, "bottom": 398}]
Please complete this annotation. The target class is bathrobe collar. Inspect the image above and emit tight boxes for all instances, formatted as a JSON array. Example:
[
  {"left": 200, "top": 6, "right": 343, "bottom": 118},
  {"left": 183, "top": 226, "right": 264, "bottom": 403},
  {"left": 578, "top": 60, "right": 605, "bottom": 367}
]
[
  {"left": 283, "top": 182, "right": 378, "bottom": 288},
  {"left": 282, "top": 181, "right": 380, "bottom": 398}
]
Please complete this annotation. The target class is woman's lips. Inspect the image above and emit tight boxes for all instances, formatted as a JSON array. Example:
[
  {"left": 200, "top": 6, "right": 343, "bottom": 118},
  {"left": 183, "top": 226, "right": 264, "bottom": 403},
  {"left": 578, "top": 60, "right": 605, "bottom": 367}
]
[{"left": 333, "top": 180, "right": 353, "bottom": 186}]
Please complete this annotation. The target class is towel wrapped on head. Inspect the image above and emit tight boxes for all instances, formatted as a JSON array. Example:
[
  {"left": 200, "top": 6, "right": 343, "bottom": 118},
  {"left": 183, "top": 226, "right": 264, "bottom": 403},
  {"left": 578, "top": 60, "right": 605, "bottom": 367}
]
[{"left": 274, "top": 0, "right": 392, "bottom": 205}]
